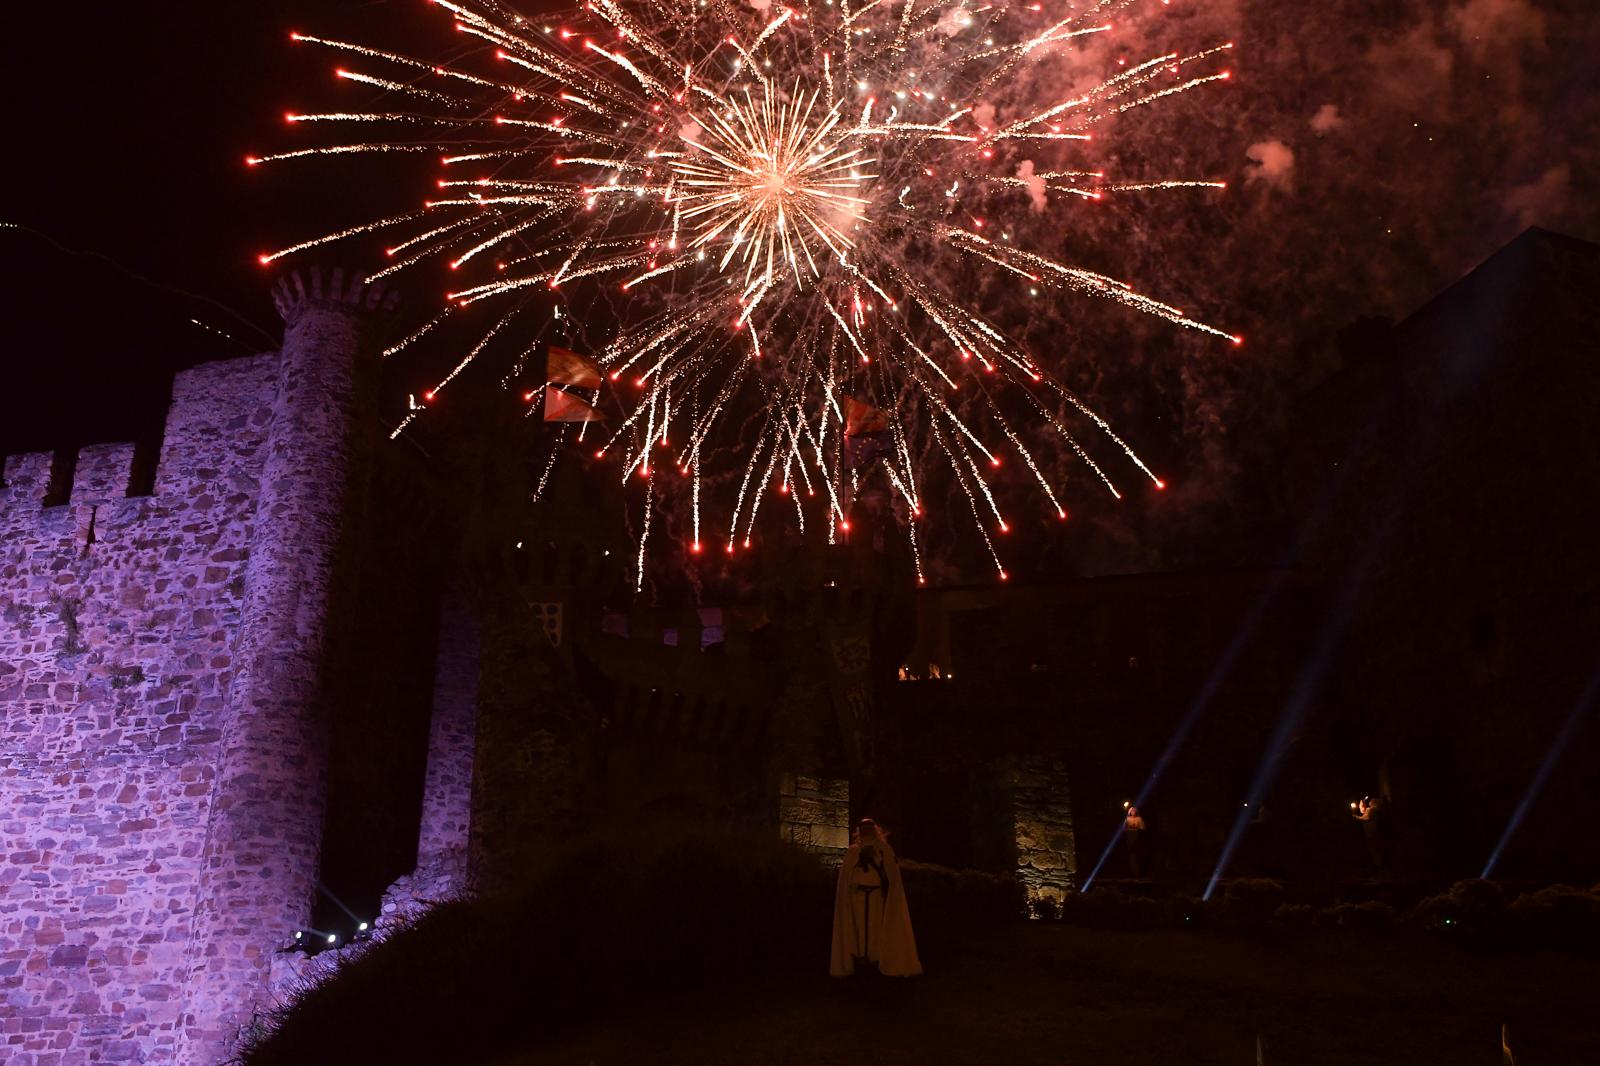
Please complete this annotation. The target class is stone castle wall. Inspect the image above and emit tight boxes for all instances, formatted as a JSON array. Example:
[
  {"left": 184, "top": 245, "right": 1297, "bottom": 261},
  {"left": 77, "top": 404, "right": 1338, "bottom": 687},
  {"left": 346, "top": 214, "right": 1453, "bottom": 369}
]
[
  {"left": 176, "top": 270, "right": 387, "bottom": 1065},
  {"left": 0, "top": 264, "right": 404, "bottom": 1065},
  {"left": 1, "top": 355, "right": 278, "bottom": 1064}
]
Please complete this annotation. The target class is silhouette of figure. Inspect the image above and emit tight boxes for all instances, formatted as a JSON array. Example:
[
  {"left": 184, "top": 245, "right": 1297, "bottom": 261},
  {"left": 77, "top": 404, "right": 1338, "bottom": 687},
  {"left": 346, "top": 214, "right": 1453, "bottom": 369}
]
[
  {"left": 1124, "top": 806, "right": 1147, "bottom": 878},
  {"left": 830, "top": 819, "right": 921, "bottom": 977},
  {"left": 1352, "top": 795, "right": 1384, "bottom": 867}
]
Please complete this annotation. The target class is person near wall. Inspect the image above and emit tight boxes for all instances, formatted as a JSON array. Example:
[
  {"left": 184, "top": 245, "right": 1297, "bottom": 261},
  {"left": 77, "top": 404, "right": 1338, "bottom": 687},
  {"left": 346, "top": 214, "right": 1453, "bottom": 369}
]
[
  {"left": 1123, "top": 805, "right": 1147, "bottom": 878},
  {"left": 830, "top": 818, "right": 922, "bottom": 977},
  {"left": 1352, "top": 794, "right": 1385, "bottom": 867}
]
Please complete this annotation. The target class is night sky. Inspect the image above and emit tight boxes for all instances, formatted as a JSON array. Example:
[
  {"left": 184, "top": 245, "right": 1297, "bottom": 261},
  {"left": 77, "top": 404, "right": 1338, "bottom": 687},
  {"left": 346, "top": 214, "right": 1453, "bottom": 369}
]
[
  {"left": 4, "top": 0, "right": 1597, "bottom": 576},
  {"left": 1, "top": 3, "right": 444, "bottom": 453}
]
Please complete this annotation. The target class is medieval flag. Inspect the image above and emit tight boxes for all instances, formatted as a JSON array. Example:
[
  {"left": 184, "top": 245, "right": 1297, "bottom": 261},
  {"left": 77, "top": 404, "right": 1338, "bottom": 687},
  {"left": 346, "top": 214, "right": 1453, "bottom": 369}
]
[
  {"left": 844, "top": 396, "right": 890, "bottom": 437},
  {"left": 546, "top": 345, "right": 603, "bottom": 389},
  {"left": 543, "top": 386, "right": 603, "bottom": 423},
  {"left": 843, "top": 397, "right": 892, "bottom": 470}
]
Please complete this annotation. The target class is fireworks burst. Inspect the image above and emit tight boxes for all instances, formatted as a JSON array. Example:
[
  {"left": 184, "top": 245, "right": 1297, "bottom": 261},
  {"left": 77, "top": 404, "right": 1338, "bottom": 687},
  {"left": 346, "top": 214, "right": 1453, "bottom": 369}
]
[{"left": 255, "top": 0, "right": 1238, "bottom": 586}]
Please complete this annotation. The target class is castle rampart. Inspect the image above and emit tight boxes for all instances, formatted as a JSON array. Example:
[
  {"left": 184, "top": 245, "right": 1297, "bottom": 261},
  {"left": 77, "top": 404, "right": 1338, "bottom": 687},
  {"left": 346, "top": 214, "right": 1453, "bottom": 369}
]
[
  {"left": 1, "top": 266, "right": 396, "bottom": 1065},
  {"left": 2, "top": 353, "right": 278, "bottom": 1064},
  {"left": 177, "top": 267, "right": 390, "bottom": 1065},
  {"left": 415, "top": 588, "right": 479, "bottom": 882}
]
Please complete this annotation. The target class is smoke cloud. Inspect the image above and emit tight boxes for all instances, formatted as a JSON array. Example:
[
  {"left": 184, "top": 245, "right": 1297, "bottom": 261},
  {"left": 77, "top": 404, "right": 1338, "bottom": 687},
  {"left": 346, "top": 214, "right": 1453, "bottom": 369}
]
[
  {"left": 921, "top": 0, "right": 1600, "bottom": 577},
  {"left": 1309, "top": 104, "right": 1344, "bottom": 135},
  {"left": 1449, "top": 0, "right": 1548, "bottom": 59},
  {"left": 1244, "top": 139, "right": 1295, "bottom": 185},
  {"left": 1504, "top": 163, "right": 1574, "bottom": 230},
  {"left": 1016, "top": 159, "right": 1048, "bottom": 212}
]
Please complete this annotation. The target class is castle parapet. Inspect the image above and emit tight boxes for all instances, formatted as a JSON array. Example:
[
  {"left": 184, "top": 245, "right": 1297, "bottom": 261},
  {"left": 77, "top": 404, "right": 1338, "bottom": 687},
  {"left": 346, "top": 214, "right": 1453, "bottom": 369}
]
[
  {"left": 178, "top": 266, "right": 393, "bottom": 1065},
  {"left": 69, "top": 443, "right": 138, "bottom": 506},
  {"left": 272, "top": 263, "right": 398, "bottom": 324},
  {"left": 1, "top": 442, "right": 136, "bottom": 517},
  {"left": 1, "top": 451, "right": 53, "bottom": 507},
  {"left": 1, "top": 268, "right": 400, "bottom": 1066},
  {"left": 153, "top": 354, "right": 279, "bottom": 499}
]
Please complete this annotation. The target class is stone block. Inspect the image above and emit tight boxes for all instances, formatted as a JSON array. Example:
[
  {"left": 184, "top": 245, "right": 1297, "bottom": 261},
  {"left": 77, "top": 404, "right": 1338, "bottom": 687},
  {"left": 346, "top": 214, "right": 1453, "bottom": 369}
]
[
  {"left": 2, "top": 452, "right": 53, "bottom": 505},
  {"left": 810, "top": 824, "right": 850, "bottom": 850},
  {"left": 70, "top": 446, "right": 137, "bottom": 507},
  {"left": 779, "top": 796, "right": 847, "bottom": 830}
]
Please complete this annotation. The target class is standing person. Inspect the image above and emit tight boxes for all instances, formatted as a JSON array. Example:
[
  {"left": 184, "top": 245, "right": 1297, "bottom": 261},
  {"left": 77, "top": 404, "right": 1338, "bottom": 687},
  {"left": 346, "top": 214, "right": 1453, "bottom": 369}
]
[
  {"left": 830, "top": 819, "right": 922, "bottom": 977},
  {"left": 1353, "top": 795, "right": 1384, "bottom": 867},
  {"left": 1123, "top": 805, "right": 1147, "bottom": 878}
]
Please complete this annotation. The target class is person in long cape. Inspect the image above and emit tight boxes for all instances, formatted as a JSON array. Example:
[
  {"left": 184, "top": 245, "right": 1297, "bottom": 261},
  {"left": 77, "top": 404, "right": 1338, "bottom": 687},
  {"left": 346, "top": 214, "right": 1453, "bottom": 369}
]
[{"left": 830, "top": 818, "right": 922, "bottom": 977}]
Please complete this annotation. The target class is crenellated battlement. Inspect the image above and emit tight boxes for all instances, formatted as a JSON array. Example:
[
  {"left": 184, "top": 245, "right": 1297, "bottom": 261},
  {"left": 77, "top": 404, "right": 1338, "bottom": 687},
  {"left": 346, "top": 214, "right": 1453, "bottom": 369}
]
[
  {"left": 1, "top": 443, "right": 139, "bottom": 513},
  {"left": 1, "top": 354, "right": 278, "bottom": 538},
  {"left": 70, "top": 442, "right": 139, "bottom": 505},
  {"left": 585, "top": 607, "right": 768, "bottom": 746},
  {"left": 0, "top": 268, "right": 398, "bottom": 1066},
  {"left": 0, "top": 450, "right": 49, "bottom": 500},
  {"left": 272, "top": 263, "right": 398, "bottom": 324}
]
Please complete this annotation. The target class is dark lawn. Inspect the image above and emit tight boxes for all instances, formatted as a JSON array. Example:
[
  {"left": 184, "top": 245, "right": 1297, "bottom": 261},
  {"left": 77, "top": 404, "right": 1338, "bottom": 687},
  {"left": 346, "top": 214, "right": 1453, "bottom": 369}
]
[{"left": 503, "top": 924, "right": 1598, "bottom": 1065}]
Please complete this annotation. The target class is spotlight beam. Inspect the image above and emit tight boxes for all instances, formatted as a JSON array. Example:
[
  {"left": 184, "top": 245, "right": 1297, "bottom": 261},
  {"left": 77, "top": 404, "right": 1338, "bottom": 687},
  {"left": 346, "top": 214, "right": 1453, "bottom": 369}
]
[
  {"left": 1079, "top": 576, "right": 1279, "bottom": 891},
  {"left": 1202, "top": 464, "right": 1413, "bottom": 901},
  {"left": 1202, "top": 300, "right": 1515, "bottom": 899},
  {"left": 1480, "top": 662, "right": 1600, "bottom": 879},
  {"left": 1080, "top": 352, "right": 1396, "bottom": 893},
  {"left": 316, "top": 881, "right": 364, "bottom": 925}
]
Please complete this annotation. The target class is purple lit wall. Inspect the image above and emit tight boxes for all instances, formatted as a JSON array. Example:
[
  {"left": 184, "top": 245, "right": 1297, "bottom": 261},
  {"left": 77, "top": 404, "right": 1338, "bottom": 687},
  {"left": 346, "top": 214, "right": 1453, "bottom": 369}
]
[{"left": 0, "top": 269, "right": 407, "bottom": 1065}]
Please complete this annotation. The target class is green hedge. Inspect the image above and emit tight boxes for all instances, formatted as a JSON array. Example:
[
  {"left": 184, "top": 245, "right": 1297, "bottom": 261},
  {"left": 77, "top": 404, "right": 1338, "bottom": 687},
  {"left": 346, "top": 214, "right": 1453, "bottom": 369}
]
[
  {"left": 1405, "top": 879, "right": 1506, "bottom": 933},
  {"left": 1058, "top": 889, "right": 1176, "bottom": 929},
  {"left": 1403, "top": 881, "right": 1600, "bottom": 951},
  {"left": 1219, "top": 878, "right": 1286, "bottom": 923},
  {"left": 243, "top": 829, "right": 833, "bottom": 1066},
  {"left": 243, "top": 834, "right": 1021, "bottom": 1066},
  {"left": 1313, "top": 900, "right": 1397, "bottom": 931},
  {"left": 897, "top": 860, "right": 1022, "bottom": 930},
  {"left": 1039, "top": 878, "right": 1600, "bottom": 953},
  {"left": 1504, "top": 885, "right": 1600, "bottom": 949}
]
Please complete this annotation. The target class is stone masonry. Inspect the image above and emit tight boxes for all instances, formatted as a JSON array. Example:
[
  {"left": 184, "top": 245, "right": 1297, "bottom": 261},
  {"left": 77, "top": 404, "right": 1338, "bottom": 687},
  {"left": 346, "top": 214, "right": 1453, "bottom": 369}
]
[
  {"left": 1006, "top": 758, "right": 1075, "bottom": 905},
  {"left": 0, "top": 267, "right": 396, "bottom": 1065},
  {"left": 970, "top": 757, "right": 1076, "bottom": 906},
  {"left": 777, "top": 774, "right": 850, "bottom": 856},
  {"left": 176, "top": 268, "right": 390, "bottom": 1065},
  {"left": 2, "top": 357, "right": 275, "bottom": 1065},
  {"left": 390, "top": 586, "right": 479, "bottom": 923}
]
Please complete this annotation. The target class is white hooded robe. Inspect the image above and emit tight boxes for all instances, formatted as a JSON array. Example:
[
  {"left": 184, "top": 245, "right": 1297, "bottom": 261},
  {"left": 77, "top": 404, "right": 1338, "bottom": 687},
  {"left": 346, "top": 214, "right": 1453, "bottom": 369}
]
[{"left": 829, "top": 836, "right": 922, "bottom": 977}]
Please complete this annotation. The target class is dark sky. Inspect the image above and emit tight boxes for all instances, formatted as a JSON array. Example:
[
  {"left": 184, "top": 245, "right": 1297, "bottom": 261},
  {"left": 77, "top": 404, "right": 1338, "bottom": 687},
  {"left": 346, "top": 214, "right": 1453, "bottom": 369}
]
[
  {"left": 4, "top": 1, "right": 1596, "bottom": 576},
  {"left": 0, "top": 2, "right": 437, "bottom": 454}
]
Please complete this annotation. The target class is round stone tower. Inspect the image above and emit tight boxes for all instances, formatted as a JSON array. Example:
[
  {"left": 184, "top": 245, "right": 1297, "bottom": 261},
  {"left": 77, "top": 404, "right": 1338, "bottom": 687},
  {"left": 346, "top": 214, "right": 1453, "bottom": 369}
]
[{"left": 177, "top": 267, "right": 394, "bottom": 1064}]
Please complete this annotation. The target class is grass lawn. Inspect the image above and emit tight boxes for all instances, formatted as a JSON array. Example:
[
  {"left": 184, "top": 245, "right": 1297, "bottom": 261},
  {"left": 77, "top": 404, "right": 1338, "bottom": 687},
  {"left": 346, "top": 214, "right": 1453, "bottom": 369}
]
[{"left": 501, "top": 924, "right": 1600, "bottom": 1065}]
